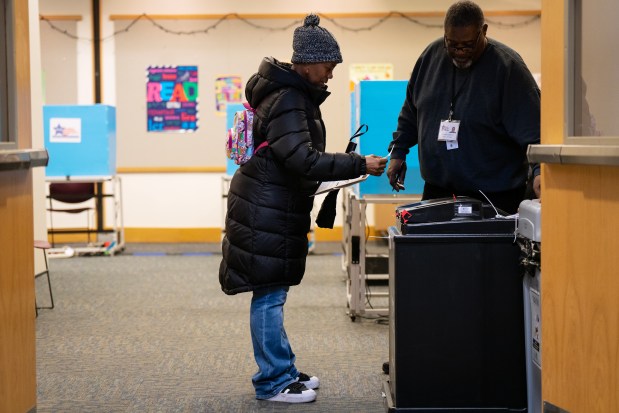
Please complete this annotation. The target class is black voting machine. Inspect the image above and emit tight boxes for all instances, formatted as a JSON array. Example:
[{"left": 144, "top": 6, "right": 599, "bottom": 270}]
[{"left": 383, "top": 197, "right": 527, "bottom": 412}]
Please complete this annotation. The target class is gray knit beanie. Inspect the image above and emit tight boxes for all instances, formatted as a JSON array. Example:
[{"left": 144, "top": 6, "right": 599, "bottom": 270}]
[{"left": 291, "top": 14, "right": 343, "bottom": 64}]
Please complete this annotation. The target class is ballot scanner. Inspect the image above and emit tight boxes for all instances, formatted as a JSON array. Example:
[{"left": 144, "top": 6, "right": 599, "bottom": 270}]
[
  {"left": 395, "top": 196, "right": 516, "bottom": 235},
  {"left": 384, "top": 196, "right": 527, "bottom": 412}
]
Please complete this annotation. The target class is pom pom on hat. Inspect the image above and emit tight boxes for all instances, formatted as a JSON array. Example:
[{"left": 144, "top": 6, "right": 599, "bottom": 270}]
[{"left": 291, "top": 14, "right": 343, "bottom": 64}]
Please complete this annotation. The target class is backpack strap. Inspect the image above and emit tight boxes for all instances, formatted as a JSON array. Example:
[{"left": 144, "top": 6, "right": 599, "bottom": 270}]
[{"left": 255, "top": 140, "right": 269, "bottom": 152}]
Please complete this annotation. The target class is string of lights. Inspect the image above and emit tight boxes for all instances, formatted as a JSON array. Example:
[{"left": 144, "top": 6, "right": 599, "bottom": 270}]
[
  {"left": 107, "top": 13, "right": 304, "bottom": 40},
  {"left": 40, "top": 12, "right": 540, "bottom": 42},
  {"left": 41, "top": 17, "right": 81, "bottom": 40},
  {"left": 320, "top": 11, "right": 443, "bottom": 31},
  {"left": 486, "top": 15, "right": 540, "bottom": 28}
]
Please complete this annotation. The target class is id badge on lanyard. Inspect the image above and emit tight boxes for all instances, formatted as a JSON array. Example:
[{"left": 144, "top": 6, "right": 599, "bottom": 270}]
[{"left": 438, "top": 118, "right": 460, "bottom": 151}]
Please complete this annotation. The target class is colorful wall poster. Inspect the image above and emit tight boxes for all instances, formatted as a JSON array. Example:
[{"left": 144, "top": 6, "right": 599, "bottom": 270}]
[
  {"left": 349, "top": 63, "right": 394, "bottom": 91},
  {"left": 146, "top": 66, "right": 198, "bottom": 132},
  {"left": 215, "top": 75, "right": 243, "bottom": 114},
  {"left": 50, "top": 117, "right": 81, "bottom": 143}
]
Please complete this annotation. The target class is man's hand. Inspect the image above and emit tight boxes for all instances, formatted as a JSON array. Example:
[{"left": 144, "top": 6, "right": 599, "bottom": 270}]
[
  {"left": 387, "top": 158, "right": 407, "bottom": 191},
  {"left": 533, "top": 174, "right": 541, "bottom": 199},
  {"left": 365, "top": 155, "right": 387, "bottom": 176}
]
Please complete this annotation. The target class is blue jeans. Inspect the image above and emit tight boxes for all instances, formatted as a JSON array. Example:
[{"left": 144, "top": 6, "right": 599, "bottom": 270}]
[{"left": 250, "top": 286, "right": 299, "bottom": 399}]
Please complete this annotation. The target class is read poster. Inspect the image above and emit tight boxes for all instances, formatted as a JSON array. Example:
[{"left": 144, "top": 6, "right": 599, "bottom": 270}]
[{"left": 146, "top": 66, "right": 198, "bottom": 132}]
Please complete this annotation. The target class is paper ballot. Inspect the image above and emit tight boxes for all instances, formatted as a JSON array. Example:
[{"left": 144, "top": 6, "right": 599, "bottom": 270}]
[{"left": 313, "top": 175, "right": 369, "bottom": 196}]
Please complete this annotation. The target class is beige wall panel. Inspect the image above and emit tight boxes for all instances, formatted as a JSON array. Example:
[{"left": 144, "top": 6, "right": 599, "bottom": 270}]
[{"left": 39, "top": 20, "right": 79, "bottom": 104}]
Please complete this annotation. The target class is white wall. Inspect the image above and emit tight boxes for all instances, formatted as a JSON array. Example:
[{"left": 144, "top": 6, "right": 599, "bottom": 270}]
[
  {"left": 30, "top": 0, "right": 46, "bottom": 272},
  {"left": 119, "top": 173, "right": 224, "bottom": 228},
  {"left": 37, "top": 0, "right": 541, "bottom": 236}
]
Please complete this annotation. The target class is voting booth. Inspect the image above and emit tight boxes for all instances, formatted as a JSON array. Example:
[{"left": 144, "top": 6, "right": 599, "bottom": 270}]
[
  {"left": 44, "top": 104, "right": 116, "bottom": 178},
  {"left": 351, "top": 80, "right": 423, "bottom": 196},
  {"left": 343, "top": 80, "right": 423, "bottom": 320},
  {"left": 43, "top": 105, "right": 124, "bottom": 255}
]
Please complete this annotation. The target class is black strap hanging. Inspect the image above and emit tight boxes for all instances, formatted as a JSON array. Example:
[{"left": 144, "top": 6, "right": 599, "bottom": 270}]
[
  {"left": 316, "top": 124, "right": 369, "bottom": 229},
  {"left": 345, "top": 124, "right": 368, "bottom": 153}
]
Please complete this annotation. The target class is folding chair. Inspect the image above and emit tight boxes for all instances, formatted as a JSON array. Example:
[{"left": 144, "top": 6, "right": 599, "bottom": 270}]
[
  {"left": 34, "top": 240, "right": 54, "bottom": 316},
  {"left": 47, "top": 182, "right": 96, "bottom": 247}
]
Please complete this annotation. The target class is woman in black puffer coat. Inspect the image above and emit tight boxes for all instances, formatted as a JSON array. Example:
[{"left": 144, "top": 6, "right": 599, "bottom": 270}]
[
  {"left": 219, "top": 56, "right": 368, "bottom": 295},
  {"left": 219, "top": 14, "right": 386, "bottom": 404}
]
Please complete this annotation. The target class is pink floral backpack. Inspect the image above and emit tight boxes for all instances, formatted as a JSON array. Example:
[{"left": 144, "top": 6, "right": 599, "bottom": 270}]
[{"left": 226, "top": 103, "right": 267, "bottom": 165}]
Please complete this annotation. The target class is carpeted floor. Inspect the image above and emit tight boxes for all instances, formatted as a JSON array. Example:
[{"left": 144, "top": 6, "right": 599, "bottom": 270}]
[{"left": 35, "top": 243, "right": 389, "bottom": 413}]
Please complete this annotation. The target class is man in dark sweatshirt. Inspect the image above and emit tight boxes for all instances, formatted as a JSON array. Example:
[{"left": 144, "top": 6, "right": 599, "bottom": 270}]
[{"left": 387, "top": 0, "right": 540, "bottom": 214}]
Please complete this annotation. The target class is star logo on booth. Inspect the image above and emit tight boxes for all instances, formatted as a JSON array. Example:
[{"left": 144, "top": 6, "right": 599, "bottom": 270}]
[{"left": 53, "top": 124, "right": 64, "bottom": 136}]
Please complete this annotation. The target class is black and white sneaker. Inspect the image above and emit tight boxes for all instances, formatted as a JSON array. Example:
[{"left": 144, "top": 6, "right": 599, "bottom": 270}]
[
  {"left": 297, "top": 372, "right": 320, "bottom": 390},
  {"left": 264, "top": 382, "right": 316, "bottom": 403}
]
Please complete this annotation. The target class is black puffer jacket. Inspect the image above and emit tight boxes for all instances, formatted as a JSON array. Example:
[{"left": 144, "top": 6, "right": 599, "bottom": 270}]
[{"left": 219, "top": 57, "right": 366, "bottom": 295}]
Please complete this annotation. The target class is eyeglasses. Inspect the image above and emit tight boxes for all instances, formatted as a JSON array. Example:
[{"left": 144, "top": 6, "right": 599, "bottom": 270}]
[{"left": 444, "top": 30, "right": 482, "bottom": 53}]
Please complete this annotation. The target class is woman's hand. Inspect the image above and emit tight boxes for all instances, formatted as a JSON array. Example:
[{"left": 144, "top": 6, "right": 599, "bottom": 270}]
[{"left": 365, "top": 155, "right": 387, "bottom": 176}]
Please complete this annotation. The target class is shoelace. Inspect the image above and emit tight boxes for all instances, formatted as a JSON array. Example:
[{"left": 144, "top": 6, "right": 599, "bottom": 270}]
[{"left": 283, "top": 382, "right": 307, "bottom": 394}]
